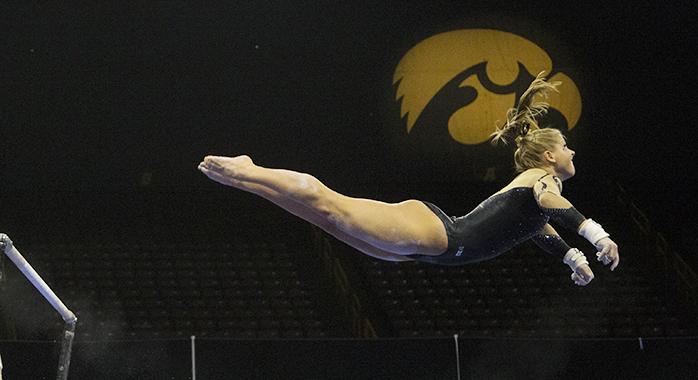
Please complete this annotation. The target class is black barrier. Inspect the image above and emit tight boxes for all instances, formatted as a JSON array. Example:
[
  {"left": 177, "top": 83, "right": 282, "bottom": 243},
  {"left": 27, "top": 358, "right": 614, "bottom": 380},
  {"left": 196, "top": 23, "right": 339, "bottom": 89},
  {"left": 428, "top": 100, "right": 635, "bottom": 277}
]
[
  {"left": 69, "top": 339, "right": 191, "bottom": 379},
  {"left": 1, "top": 337, "right": 697, "bottom": 379},
  {"left": 1, "top": 339, "right": 191, "bottom": 380},
  {"left": 457, "top": 337, "right": 698, "bottom": 380},
  {"left": 459, "top": 338, "right": 636, "bottom": 380},
  {"left": 196, "top": 338, "right": 456, "bottom": 380},
  {"left": 0, "top": 340, "right": 56, "bottom": 379}
]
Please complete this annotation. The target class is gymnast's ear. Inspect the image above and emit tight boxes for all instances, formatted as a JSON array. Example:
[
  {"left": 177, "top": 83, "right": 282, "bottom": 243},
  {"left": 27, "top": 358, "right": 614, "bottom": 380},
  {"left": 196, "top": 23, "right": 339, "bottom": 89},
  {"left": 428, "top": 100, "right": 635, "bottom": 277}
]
[{"left": 543, "top": 150, "right": 556, "bottom": 164}]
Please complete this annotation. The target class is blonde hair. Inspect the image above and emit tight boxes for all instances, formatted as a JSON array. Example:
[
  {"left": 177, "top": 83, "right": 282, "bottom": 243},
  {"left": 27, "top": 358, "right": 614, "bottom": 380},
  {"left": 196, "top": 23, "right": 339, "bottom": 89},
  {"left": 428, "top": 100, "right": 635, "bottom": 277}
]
[{"left": 490, "top": 71, "right": 564, "bottom": 172}]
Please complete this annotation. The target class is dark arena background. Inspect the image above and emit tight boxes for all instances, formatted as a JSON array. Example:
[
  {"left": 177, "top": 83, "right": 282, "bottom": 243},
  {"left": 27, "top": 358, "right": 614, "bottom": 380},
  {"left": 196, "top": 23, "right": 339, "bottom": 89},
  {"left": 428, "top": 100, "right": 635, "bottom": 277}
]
[{"left": 1, "top": 1, "right": 696, "bottom": 379}]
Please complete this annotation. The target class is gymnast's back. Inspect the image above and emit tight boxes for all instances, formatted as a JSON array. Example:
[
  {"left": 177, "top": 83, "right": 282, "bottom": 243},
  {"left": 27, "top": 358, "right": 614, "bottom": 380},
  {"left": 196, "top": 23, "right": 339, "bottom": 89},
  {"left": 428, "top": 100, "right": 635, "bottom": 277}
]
[
  {"left": 492, "top": 167, "right": 558, "bottom": 197},
  {"left": 407, "top": 168, "right": 554, "bottom": 265}
]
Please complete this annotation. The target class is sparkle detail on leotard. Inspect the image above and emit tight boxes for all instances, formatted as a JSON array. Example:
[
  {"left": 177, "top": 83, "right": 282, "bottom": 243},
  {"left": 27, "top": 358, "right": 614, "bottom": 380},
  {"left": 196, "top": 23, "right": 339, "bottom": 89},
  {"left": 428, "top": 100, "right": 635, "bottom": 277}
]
[
  {"left": 411, "top": 187, "right": 549, "bottom": 265},
  {"left": 530, "top": 233, "right": 572, "bottom": 257},
  {"left": 540, "top": 206, "right": 585, "bottom": 232}
]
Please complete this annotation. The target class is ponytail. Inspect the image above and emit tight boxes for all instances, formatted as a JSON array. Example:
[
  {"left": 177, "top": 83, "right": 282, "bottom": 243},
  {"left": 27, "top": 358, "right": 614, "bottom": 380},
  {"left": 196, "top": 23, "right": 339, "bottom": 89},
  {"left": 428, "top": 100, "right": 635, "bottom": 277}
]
[{"left": 490, "top": 71, "right": 561, "bottom": 146}]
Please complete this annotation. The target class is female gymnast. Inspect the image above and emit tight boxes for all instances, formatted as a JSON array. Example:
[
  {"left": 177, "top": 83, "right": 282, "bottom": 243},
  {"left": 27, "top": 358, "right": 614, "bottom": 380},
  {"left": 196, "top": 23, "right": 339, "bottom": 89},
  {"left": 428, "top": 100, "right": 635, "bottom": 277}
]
[{"left": 198, "top": 72, "right": 619, "bottom": 286}]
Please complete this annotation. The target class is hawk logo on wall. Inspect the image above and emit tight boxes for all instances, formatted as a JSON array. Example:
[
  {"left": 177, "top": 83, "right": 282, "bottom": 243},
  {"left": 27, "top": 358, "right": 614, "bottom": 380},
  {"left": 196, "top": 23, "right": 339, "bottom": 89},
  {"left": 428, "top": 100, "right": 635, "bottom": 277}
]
[{"left": 393, "top": 29, "right": 582, "bottom": 145}]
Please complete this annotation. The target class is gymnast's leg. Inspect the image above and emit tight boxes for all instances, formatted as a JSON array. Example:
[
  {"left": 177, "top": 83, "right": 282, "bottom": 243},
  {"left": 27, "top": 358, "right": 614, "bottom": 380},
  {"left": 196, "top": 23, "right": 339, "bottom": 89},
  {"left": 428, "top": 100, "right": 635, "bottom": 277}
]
[
  {"left": 214, "top": 176, "right": 411, "bottom": 261},
  {"left": 198, "top": 155, "right": 447, "bottom": 256}
]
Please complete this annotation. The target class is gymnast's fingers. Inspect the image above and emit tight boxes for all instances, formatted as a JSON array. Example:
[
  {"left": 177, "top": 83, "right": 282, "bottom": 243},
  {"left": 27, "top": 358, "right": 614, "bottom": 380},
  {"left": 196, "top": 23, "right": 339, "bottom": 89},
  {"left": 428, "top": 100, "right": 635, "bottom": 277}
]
[
  {"left": 596, "top": 244, "right": 613, "bottom": 266},
  {"left": 610, "top": 250, "right": 620, "bottom": 271},
  {"left": 571, "top": 272, "right": 587, "bottom": 286},
  {"left": 597, "top": 255, "right": 607, "bottom": 265}
]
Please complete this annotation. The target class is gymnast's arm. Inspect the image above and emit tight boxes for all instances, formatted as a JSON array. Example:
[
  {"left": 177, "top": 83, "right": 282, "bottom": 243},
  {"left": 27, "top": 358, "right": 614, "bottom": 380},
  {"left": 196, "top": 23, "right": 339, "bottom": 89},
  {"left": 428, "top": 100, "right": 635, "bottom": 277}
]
[
  {"left": 533, "top": 175, "right": 620, "bottom": 271},
  {"left": 531, "top": 224, "right": 594, "bottom": 286}
]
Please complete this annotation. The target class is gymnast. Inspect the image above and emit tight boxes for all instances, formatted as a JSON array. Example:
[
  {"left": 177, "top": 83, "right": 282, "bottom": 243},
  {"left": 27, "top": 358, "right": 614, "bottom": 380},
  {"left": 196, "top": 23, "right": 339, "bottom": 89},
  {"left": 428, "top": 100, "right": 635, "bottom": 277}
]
[{"left": 198, "top": 72, "right": 619, "bottom": 286}]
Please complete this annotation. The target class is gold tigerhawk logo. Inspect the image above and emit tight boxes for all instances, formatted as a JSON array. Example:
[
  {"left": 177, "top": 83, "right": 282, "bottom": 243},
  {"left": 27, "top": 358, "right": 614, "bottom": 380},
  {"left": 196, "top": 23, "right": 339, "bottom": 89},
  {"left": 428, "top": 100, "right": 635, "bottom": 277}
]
[{"left": 393, "top": 29, "right": 582, "bottom": 145}]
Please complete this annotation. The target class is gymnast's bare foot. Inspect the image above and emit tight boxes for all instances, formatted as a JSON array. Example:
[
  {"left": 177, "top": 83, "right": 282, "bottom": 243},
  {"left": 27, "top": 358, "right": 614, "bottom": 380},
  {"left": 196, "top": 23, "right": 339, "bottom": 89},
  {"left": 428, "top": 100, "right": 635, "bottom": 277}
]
[{"left": 198, "top": 155, "right": 254, "bottom": 186}]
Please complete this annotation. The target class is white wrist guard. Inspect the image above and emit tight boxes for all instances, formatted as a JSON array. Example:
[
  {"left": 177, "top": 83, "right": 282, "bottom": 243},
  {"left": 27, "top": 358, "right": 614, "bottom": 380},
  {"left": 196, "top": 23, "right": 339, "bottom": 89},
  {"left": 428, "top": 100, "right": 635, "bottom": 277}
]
[
  {"left": 563, "top": 248, "right": 588, "bottom": 271},
  {"left": 578, "top": 219, "right": 610, "bottom": 247}
]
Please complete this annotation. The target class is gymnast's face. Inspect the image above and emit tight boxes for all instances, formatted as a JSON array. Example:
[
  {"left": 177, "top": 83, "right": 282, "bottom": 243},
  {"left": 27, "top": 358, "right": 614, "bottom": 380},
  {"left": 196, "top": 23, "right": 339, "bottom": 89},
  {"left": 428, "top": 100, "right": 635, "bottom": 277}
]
[{"left": 548, "top": 138, "right": 576, "bottom": 180}]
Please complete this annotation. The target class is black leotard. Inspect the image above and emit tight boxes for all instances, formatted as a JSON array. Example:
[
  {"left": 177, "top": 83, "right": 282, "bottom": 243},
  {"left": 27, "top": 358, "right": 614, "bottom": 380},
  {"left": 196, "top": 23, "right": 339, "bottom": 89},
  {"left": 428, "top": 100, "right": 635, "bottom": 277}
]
[{"left": 407, "top": 187, "right": 549, "bottom": 266}]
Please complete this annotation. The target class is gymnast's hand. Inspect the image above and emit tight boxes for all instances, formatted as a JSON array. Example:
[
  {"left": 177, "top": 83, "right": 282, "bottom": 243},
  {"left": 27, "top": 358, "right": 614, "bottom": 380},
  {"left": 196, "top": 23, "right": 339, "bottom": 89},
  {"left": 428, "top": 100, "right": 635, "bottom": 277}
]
[
  {"left": 571, "top": 263, "right": 594, "bottom": 286},
  {"left": 595, "top": 237, "right": 620, "bottom": 271}
]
